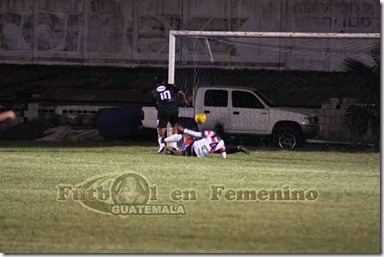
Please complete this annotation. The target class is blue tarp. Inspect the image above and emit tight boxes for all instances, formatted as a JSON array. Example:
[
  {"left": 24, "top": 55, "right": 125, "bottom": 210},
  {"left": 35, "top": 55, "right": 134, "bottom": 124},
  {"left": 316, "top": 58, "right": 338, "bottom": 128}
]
[{"left": 96, "top": 106, "right": 142, "bottom": 139}]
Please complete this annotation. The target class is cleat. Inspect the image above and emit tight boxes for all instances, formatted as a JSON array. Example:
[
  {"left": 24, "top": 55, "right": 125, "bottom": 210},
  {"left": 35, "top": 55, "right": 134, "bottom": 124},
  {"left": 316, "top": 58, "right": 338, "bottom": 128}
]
[
  {"left": 238, "top": 145, "right": 250, "bottom": 154},
  {"left": 157, "top": 143, "right": 166, "bottom": 153}
]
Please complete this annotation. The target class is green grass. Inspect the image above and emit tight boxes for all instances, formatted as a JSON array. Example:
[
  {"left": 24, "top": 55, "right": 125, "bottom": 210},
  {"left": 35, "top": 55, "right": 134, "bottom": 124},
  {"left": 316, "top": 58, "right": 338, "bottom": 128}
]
[{"left": 0, "top": 141, "right": 380, "bottom": 253}]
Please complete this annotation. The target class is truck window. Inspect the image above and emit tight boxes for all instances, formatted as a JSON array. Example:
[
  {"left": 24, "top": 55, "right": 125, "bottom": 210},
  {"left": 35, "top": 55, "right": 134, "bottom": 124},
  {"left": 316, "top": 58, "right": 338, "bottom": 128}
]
[
  {"left": 204, "top": 90, "right": 228, "bottom": 107},
  {"left": 232, "top": 91, "right": 265, "bottom": 109}
]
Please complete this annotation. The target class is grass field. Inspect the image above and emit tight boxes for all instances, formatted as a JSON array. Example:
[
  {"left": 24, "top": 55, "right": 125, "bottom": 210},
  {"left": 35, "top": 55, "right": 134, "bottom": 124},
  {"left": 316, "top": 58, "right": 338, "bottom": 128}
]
[{"left": 0, "top": 141, "right": 380, "bottom": 253}]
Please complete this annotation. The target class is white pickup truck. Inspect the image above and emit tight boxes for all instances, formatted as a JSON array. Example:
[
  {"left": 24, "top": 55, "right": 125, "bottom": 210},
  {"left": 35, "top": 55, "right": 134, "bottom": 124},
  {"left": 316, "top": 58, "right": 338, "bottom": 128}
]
[{"left": 142, "top": 85, "right": 319, "bottom": 149}]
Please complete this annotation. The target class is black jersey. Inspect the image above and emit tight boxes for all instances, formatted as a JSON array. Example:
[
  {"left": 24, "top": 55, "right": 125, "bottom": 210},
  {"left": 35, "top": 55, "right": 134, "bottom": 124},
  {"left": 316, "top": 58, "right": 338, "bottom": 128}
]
[{"left": 152, "top": 83, "right": 181, "bottom": 112}]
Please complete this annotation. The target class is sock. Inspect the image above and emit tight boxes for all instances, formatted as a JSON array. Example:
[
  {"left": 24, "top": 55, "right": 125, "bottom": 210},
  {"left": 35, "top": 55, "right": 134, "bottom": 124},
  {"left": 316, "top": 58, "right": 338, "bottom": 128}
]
[
  {"left": 164, "top": 134, "right": 182, "bottom": 143},
  {"left": 158, "top": 136, "right": 165, "bottom": 146}
]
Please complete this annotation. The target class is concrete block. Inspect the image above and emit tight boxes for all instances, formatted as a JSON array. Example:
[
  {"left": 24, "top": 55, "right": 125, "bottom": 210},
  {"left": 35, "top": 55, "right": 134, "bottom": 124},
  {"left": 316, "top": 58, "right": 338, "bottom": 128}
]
[
  {"left": 335, "top": 117, "right": 343, "bottom": 125},
  {"left": 335, "top": 110, "right": 345, "bottom": 117},
  {"left": 342, "top": 98, "right": 357, "bottom": 104},
  {"left": 321, "top": 123, "right": 330, "bottom": 131},
  {"left": 323, "top": 109, "right": 332, "bottom": 117},
  {"left": 340, "top": 103, "right": 351, "bottom": 109},
  {"left": 28, "top": 103, "right": 39, "bottom": 112},
  {"left": 330, "top": 116, "right": 338, "bottom": 125},
  {"left": 329, "top": 109, "right": 337, "bottom": 117},
  {"left": 311, "top": 109, "right": 320, "bottom": 115},
  {"left": 329, "top": 98, "right": 340, "bottom": 106},
  {"left": 330, "top": 131, "right": 341, "bottom": 139},
  {"left": 321, "top": 102, "right": 336, "bottom": 109},
  {"left": 23, "top": 111, "right": 39, "bottom": 120},
  {"left": 24, "top": 103, "right": 39, "bottom": 120},
  {"left": 330, "top": 124, "right": 340, "bottom": 132},
  {"left": 340, "top": 123, "right": 350, "bottom": 131}
]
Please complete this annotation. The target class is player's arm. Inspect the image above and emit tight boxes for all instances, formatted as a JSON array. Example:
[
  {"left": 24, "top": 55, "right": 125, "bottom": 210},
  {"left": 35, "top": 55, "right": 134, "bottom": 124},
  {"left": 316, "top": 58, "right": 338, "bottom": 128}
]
[
  {"left": 174, "top": 85, "right": 189, "bottom": 105},
  {"left": 0, "top": 110, "right": 16, "bottom": 122},
  {"left": 215, "top": 140, "right": 227, "bottom": 159},
  {"left": 176, "top": 125, "right": 203, "bottom": 138},
  {"left": 151, "top": 89, "right": 158, "bottom": 109},
  {"left": 178, "top": 90, "right": 189, "bottom": 105}
]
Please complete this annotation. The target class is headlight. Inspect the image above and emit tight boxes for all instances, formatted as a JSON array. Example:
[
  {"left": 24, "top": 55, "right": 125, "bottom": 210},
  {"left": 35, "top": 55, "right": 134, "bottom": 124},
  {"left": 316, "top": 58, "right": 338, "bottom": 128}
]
[{"left": 303, "top": 116, "right": 319, "bottom": 125}]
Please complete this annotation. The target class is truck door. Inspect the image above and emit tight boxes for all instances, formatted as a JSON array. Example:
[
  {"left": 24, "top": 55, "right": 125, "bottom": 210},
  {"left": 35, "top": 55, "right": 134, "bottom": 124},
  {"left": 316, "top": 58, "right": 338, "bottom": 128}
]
[
  {"left": 197, "top": 89, "right": 230, "bottom": 131},
  {"left": 230, "top": 90, "right": 269, "bottom": 133}
]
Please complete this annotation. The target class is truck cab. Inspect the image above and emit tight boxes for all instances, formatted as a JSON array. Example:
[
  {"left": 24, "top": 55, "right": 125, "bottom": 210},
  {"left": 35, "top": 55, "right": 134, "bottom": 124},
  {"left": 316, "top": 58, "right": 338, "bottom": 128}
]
[{"left": 195, "top": 86, "right": 270, "bottom": 134}]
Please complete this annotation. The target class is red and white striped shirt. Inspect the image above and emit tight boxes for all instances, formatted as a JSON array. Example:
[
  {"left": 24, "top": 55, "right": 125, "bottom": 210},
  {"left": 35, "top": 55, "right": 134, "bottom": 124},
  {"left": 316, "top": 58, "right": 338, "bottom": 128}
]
[{"left": 184, "top": 129, "right": 226, "bottom": 158}]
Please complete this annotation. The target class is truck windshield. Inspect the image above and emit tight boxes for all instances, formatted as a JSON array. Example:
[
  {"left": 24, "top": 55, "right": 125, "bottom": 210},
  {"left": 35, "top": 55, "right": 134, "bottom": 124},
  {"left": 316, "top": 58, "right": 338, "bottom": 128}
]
[{"left": 254, "top": 90, "right": 277, "bottom": 107}]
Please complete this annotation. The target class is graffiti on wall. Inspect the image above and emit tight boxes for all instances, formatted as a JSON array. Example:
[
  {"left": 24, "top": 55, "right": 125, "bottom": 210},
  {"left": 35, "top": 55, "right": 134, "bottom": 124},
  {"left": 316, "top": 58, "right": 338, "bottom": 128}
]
[
  {"left": 0, "top": 0, "right": 380, "bottom": 69},
  {"left": 286, "top": 0, "right": 379, "bottom": 31}
]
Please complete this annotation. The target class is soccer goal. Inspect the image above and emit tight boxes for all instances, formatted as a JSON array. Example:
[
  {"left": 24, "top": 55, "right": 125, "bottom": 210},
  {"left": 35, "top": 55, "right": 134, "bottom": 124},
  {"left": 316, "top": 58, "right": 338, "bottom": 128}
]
[
  {"left": 168, "top": 30, "right": 380, "bottom": 141},
  {"left": 168, "top": 30, "right": 379, "bottom": 107}
]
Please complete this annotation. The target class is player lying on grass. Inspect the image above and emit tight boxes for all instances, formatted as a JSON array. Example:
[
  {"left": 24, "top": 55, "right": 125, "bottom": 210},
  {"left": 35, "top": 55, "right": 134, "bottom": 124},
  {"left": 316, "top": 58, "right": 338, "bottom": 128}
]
[{"left": 163, "top": 123, "right": 249, "bottom": 158}]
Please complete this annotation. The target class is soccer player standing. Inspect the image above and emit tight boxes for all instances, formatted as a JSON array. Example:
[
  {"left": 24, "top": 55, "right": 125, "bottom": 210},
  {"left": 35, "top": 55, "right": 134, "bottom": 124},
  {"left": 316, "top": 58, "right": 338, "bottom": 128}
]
[{"left": 152, "top": 75, "right": 188, "bottom": 153}]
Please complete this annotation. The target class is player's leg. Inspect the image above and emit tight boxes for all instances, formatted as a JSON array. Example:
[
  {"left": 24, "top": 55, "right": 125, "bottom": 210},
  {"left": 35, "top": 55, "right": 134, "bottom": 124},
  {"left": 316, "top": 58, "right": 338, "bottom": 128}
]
[
  {"left": 164, "top": 149, "right": 184, "bottom": 156},
  {"left": 165, "top": 136, "right": 195, "bottom": 157},
  {"left": 237, "top": 145, "right": 250, "bottom": 154},
  {"left": 157, "top": 128, "right": 167, "bottom": 153},
  {"left": 223, "top": 145, "right": 250, "bottom": 155},
  {"left": 164, "top": 134, "right": 183, "bottom": 143},
  {"left": 0, "top": 110, "right": 16, "bottom": 122},
  {"left": 170, "top": 126, "right": 179, "bottom": 150},
  {"left": 169, "top": 110, "right": 180, "bottom": 150},
  {"left": 182, "top": 136, "right": 197, "bottom": 156},
  {"left": 156, "top": 112, "right": 168, "bottom": 153}
]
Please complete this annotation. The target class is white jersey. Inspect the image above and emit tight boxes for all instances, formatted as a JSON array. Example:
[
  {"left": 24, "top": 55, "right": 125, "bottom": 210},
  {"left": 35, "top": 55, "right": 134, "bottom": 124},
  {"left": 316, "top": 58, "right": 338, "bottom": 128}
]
[{"left": 192, "top": 130, "right": 226, "bottom": 158}]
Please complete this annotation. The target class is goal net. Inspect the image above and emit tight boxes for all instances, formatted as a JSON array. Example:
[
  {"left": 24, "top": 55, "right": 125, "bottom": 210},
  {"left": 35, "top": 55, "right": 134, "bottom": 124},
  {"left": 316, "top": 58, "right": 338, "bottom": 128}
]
[{"left": 169, "top": 31, "right": 380, "bottom": 142}]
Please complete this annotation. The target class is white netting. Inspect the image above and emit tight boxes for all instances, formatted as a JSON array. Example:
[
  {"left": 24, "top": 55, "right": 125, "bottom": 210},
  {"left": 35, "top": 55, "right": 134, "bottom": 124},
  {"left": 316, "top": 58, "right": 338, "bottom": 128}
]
[{"left": 173, "top": 34, "right": 379, "bottom": 108}]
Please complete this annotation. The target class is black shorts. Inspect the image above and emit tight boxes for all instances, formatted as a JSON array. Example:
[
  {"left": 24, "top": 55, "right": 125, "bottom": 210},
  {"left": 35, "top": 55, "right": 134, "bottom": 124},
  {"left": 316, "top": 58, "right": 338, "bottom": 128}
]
[
  {"left": 157, "top": 110, "right": 179, "bottom": 128},
  {"left": 183, "top": 138, "right": 197, "bottom": 157}
]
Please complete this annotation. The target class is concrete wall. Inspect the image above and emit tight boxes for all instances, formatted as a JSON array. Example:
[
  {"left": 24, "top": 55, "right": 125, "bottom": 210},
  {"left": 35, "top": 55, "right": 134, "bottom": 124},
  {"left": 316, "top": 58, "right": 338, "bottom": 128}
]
[
  {"left": 0, "top": 0, "right": 380, "bottom": 70},
  {"left": 305, "top": 98, "right": 358, "bottom": 140}
]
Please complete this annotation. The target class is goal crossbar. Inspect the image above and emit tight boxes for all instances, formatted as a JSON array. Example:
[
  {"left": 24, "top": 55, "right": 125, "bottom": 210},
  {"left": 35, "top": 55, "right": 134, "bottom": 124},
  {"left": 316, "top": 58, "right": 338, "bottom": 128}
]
[
  {"left": 168, "top": 30, "right": 380, "bottom": 83},
  {"left": 170, "top": 30, "right": 380, "bottom": 39}
]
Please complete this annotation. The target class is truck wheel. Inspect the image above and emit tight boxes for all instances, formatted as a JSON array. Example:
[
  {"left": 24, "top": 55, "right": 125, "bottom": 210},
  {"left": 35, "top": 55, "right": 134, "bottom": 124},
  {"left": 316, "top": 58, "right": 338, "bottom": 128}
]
[{"left": 273, "top": 127, "right": 303, "bottom": 150}]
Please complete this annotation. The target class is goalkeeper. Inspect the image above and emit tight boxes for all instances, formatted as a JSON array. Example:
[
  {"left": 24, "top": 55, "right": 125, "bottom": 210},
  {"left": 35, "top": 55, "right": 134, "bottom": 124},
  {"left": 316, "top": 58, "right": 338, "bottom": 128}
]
[{"left": 163, "top": 123, "right": 249, "bottom": 158}]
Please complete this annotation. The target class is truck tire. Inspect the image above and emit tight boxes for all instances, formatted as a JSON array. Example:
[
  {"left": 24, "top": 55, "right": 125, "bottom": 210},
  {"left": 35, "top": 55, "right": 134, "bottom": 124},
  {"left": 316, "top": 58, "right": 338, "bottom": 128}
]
[{"left": 272, "top": 127, "right": 303, "bottom": 150}]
